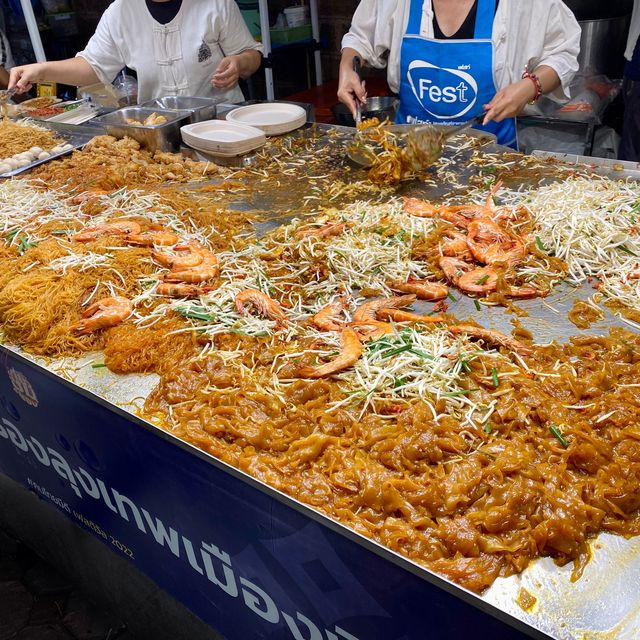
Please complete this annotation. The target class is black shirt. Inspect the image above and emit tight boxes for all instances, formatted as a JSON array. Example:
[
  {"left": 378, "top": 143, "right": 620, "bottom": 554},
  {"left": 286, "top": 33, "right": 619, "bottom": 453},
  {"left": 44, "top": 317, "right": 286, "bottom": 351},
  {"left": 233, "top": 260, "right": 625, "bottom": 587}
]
[
  {"left": 433, "top": 0, "right": 499, "bottom": 40},
  {"left": 145, "top": 0, "right": 183, "bottom": 25}
]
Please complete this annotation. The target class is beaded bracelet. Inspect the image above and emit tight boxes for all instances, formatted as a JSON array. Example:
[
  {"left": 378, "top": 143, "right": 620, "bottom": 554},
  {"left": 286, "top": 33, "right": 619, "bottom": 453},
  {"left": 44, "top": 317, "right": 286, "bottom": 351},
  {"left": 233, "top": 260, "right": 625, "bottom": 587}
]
[{"left": 522, "top": 66, "right": 543, "bottom": 104}]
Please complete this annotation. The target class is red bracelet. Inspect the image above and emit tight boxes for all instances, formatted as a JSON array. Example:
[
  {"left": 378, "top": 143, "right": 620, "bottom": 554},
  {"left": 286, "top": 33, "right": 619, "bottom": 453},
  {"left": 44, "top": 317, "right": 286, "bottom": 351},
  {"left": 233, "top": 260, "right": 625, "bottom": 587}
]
[{"left": 522, "top": 66, "right": 542, "bottom": 103}]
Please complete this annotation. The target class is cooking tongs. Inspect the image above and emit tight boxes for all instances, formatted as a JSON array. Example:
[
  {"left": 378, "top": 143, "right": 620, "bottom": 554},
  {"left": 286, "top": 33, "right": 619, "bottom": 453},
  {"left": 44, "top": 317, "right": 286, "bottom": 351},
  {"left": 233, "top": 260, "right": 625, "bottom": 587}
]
[
  {"left": 0, "top": 87, "right": 17, "bottom": 105},
  {"left": 345, "top": 56, "right": 377, "bottom": 167}
]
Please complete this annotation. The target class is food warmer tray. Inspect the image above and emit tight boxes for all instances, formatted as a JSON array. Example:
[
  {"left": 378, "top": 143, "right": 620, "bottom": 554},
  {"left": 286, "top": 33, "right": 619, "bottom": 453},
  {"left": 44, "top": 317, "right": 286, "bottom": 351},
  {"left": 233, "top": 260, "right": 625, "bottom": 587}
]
[{"left": 1, "top": 126, "right": 639, "bottom": 640}]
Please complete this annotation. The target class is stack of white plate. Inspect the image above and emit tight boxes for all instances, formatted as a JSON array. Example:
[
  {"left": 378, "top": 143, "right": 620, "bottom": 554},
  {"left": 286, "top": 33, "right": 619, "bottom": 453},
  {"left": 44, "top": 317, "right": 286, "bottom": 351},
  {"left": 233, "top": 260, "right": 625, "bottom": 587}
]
[
  {"left": 181, "top": 120, "right": 266, "bottom": 157},
  {"left": 225, "top": 103, "right": 307, "bottom": 135}
]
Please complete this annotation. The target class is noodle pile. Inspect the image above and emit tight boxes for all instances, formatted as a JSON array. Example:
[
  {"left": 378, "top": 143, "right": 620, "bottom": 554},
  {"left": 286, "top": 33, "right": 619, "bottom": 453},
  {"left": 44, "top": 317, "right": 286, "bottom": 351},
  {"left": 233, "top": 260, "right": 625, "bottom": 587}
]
[
  {"left": 1, "top": 132, "right": 640, "bottom": 596},
  {"left": 0, "top": 119, "right": 63, "bottom": 158}
]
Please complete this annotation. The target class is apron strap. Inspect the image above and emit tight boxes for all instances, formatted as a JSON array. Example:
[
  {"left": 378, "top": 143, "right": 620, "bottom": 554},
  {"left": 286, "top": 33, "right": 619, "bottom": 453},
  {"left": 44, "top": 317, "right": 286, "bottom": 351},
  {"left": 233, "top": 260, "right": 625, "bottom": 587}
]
[
  {"left": 474, "top": 0, "right": 496, "bottom": 39},
  {"left": 406, "top": 0, "right": 426, "bottom": 37}
]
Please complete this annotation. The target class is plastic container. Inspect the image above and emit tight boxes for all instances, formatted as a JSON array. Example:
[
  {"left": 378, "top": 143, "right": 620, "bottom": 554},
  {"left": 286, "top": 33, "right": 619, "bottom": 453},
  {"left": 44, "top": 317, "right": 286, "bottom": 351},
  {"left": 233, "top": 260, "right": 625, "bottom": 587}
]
[
  {"left": 269, "top": 25, "right": 312, "bottom": 45},
  {"left": 283, "top": 5, "right": 309, "bottom": 27}
]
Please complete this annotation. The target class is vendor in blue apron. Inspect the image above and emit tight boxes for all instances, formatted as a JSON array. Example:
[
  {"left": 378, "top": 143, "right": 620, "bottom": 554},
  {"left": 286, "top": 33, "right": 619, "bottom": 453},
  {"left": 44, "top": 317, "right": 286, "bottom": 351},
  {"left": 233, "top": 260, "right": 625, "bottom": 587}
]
[{"left": 338, "top": 0, "right": 581, "bottom": 149}]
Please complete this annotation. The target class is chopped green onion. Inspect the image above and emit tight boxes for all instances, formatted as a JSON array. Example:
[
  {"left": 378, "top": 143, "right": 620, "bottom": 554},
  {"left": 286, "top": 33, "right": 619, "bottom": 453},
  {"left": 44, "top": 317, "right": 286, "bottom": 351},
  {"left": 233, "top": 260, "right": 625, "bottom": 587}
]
[
  {"left": 535, "top": 236, "right": 548, "bottom": 252},
  {"left": 476, "top": 275, "right": 489, "bottom": 285},
  {"left": 473, "top": 299, "right": 481, "bottom": 311},
  {"left": 480, "top": 167, "right": 497, "bottom": 174},
  {"left": 91, "top": 363, "right": 107, "bottom": 369},
  {"left": 51, "top": 229, "right": 73, "bottom": 236},
  {"left": 619, "top": 245, "right": 638, "bottom": 257},
  {"left": 442, "top": 388, "right": 477, "bottom": 398},
  {"left": 380, "top": 344, "right": 414, "bottom": 359},
  {"left": 4, "top": 229, "right": 19, "bottom": 241},
  {"left": 447, "top": 292, "right": 457, "bottom": 302},
  {"left": 459, "top": 360, "right": 472, "bottom": 373},
  {"left": 549, "top": 425, "right": 569, "bottom": 448},
  {"left": 484, "top": 424, "right": 493, "bottom": 434},
  {"left": 491, "top": 367, "right": 500, "bottom": 388},
  {"left": 409, "top": 348, "right": 435, "bottom": 360}
]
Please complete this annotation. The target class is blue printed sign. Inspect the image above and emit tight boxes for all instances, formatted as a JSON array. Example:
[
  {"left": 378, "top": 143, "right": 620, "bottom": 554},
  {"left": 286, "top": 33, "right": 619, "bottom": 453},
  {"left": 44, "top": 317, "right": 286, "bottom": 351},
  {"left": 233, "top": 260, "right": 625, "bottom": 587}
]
[{"left": 0, "top": 347, "right": 538, "bottom": 640}]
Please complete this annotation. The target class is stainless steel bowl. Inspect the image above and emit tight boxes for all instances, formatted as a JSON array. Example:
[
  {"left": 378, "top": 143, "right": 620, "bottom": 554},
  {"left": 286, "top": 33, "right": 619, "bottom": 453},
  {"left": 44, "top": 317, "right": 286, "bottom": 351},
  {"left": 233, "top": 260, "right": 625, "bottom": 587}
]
[
  {"left": 138, "top": 96, "right": 217, "bottom": 124},
  {"left": 95, "top": 107, "right": 192, "bottom": 152},
  {"left": 332, "top": 96, "right": 400, "bottom": 127}
]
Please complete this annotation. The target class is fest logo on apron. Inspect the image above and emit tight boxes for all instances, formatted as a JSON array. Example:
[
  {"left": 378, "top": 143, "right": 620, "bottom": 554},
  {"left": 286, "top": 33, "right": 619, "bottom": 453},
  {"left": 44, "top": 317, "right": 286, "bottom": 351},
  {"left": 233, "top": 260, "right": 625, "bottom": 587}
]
[{"left": 407, "top": 60, "right": 478, "bottom": 120}]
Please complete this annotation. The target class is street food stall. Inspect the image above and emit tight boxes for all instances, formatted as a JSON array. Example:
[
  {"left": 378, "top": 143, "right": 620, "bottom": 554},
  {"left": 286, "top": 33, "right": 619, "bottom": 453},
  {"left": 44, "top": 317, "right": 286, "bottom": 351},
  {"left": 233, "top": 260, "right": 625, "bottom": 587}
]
[{"left": 0, "top": 98, "right": 639, "bottom": 640}]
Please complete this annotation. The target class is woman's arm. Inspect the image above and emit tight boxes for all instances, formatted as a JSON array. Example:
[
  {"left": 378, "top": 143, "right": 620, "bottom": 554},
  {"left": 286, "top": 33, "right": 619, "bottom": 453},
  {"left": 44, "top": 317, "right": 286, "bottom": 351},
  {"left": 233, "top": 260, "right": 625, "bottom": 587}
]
[
  {"left": 337, "top": 47, "right": 367, "bottom": 118},
  {"left": 483, "top": 65, "right": 559, "bottom": 123},
  {"left": 9, "top": 57, "right": 100, "bottom": 93}
]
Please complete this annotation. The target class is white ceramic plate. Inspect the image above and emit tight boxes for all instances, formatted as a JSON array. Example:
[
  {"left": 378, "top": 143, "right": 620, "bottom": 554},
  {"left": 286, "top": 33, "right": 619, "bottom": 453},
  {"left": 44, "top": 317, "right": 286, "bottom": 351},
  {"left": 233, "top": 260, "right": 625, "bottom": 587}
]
[
  {"left": 181, "top": 120, "right": 265, "bottom": 154},
  {"left": 225, "top": 103, "right": 307, "bottom": 135}
]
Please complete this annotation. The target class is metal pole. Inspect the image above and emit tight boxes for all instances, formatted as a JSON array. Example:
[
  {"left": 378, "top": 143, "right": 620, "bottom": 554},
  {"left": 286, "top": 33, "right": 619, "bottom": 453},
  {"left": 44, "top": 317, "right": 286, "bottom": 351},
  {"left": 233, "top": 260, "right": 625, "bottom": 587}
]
[
  {"left": 258, "top": 0, "right": 274, "bottom": 100},
  {"left": 19, "top": 0, "right": 47, "bottom": 62},
  {"left": 309, "top": 0, "right": 322, "bottom": 85}
]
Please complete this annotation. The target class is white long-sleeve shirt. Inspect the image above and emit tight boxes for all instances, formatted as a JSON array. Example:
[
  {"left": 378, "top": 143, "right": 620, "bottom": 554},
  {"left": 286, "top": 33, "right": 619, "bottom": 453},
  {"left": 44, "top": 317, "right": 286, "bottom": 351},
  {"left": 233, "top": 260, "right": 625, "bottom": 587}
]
[
  {"left": 342, "top": 0, "right": 581, "bottom": 102},
  {"left": 625, "top": 0, "right": 640, "bottom": 61},
  {"left": 77, "top": 0, "right": 263, "bottom": 103}
]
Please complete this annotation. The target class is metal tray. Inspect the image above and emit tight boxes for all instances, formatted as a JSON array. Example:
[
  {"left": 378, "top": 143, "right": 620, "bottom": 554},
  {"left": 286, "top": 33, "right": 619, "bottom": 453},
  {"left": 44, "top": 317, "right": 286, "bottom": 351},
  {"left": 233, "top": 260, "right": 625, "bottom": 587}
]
[
  {"left": 0, "top": 122, "right": 96, "bottom": 178},
  {"left": 138, "top": 96, "right": 217, "bottom": 124},
  {"left": 95, "top": 107, "right": 192, "bottom": 152}
]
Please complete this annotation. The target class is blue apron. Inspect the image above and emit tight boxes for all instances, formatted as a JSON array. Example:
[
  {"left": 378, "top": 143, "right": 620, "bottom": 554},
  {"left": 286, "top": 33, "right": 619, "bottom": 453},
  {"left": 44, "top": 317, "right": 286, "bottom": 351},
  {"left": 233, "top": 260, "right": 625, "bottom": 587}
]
[{"left": 396, "top": 0, "right": 517, "bottom": 148}]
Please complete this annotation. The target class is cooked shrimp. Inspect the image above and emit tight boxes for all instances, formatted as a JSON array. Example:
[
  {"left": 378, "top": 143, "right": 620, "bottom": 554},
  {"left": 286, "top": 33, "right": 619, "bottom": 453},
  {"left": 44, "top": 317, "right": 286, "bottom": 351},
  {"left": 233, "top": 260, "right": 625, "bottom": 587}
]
[
  {"left": 466, "top": 217, "right": 526, "bottom": 267},
  {"left": 438, "top": 256, "right": 474, "bottom": 285},
  {"left": 127, "top": 227, "right": 179, "bottom": 247},
  {"left": 404, "top": 197, "right": 469, "bottom": 228},
  {"left": 69, "top": 189, "right": 108, "bottom": 205},
  {"left": 311, "top": 297, "right": 346, "bottom": 331},
  {"left": 296, "top": 222, "right": 346, "bottom": 239},
  {"left": 235, "top": 289, "right": 288, "bottom": 326},
  {"left": 350, "top": 320, "right": 395, "bottom": 341},
  {"left": 457, "top": 265, "right": 500, "bottom": 295},
  {"left": 74, "top": 220, "right": 141, "bottom": 243},
  {"left": 448, "top": 323, "right": 533, "bottom": 355},
  {"left": 457, "top": 265, "right": 540, "bottom": 298},
  {"left": 70, "top": 296, "right": 133, "bottom": 335},
  {"left": 403, "top": 197, "right": 439, "bottom": 218},
  {"left": 163, "top": 250, "right": 219, "bottom": 283},
  {"left": 440, "top": 229, "right": 473, "bottom": 260},
  {"left": 377, "top": 309, "right": 445, "bottom": 324},
  {"left": 153, "top": 240, "right": 205, "bottom": 270},
  {"left": 156, "top": 283, "right": 208, "bottom": 298},
  {"left": 388, "top": 279, "right": 448, "bottom": 300},
  {"left": 353, "top": 294, "right": 416, "bottom": 323},
  {"left": 297, "top": 327, "right": 363, "bottom": 378}
]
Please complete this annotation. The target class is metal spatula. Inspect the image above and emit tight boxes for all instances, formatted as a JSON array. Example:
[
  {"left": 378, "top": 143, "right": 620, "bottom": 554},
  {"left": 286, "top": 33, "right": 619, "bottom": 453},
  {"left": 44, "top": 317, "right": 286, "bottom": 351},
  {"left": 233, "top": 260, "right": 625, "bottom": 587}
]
[{"left": 403, "top": 114, "right": 486, "bottom": 169}]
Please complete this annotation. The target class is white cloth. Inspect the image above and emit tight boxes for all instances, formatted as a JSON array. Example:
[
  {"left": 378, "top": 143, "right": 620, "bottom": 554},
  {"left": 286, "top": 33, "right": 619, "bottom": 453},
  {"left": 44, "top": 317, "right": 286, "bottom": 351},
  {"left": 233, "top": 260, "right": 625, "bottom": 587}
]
[
  {"left": 77, "top": 0, "right": 263, "bottom": 103},
  {"left": 342, "top": 0, "right": 581, "bottom": 102},
  {"left": 625, "top": 0, "right": 640, "bottom": 61}
]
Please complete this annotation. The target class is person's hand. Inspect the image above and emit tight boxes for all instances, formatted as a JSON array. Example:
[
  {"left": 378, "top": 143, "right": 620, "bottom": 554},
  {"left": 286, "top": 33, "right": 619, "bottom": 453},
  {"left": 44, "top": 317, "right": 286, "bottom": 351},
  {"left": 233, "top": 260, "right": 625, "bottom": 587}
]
[
  {"left": 483, "top": 79, "right": 536, "bottom": 124},
  {"left": 211, "top": 56, "right": 242, "bottom": 90},
  {"left": 337, "top": 67, "right": 366, "bottom": 120},
  {"left": 9, "top": 63, "right": 48, "bottom": 93}
]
